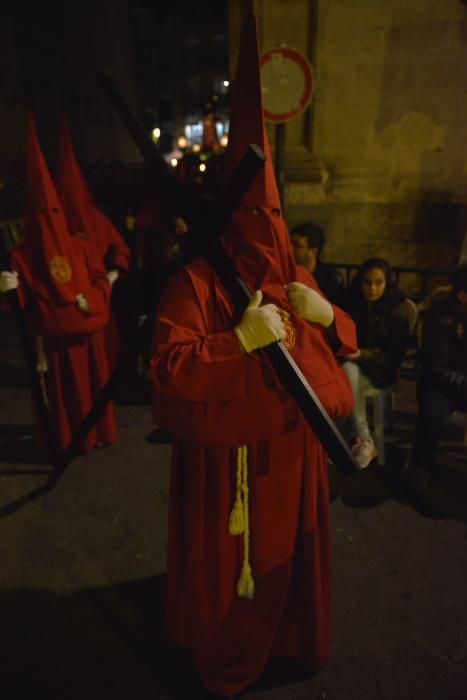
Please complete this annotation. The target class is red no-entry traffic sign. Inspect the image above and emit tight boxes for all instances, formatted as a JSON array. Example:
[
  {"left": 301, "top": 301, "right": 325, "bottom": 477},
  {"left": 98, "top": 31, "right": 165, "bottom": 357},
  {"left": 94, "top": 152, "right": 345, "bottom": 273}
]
[{"left": 260, "top": 46, "right": 314, "bottom": 124}]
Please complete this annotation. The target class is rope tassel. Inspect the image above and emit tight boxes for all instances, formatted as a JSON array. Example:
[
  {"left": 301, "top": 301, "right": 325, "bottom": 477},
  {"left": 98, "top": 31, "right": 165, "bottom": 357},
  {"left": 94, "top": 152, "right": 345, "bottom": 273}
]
[
  {"left": 237, "top": 561, "right": 255, "bottom": 599},
  {"left": 228, "top": 446, "right": 245, "bottom": 535},
  {"left": 229, "top": 445, "right": 255, "bottom": 599}
]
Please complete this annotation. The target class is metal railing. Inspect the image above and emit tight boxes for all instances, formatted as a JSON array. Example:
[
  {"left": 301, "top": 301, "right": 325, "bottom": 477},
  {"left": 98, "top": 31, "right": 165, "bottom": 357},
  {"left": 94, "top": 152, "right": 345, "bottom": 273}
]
[
  {"left": 0, "top": 218, "right": 455, "bottom": 302},
  {"left": 332, "top": 262, "right": 453, "bottom": 302}
]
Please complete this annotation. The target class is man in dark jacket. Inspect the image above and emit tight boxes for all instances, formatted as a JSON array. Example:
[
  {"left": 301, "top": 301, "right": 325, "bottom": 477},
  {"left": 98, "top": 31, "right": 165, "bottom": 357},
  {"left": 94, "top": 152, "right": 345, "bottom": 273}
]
[
  {"left": 405, "top": 264, "right": 467, "bottom": 501},
  {"left": 290, "top": 222, "right": 346, "bottom": 307}
]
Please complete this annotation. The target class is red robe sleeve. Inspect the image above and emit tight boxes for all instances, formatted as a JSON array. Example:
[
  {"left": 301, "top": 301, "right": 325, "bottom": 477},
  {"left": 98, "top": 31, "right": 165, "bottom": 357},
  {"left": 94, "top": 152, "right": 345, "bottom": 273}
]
[
  {"left": 7, "top": 242, "right": 110, "bottom": 336},
  {"left": 151, "top": 272, "right": 247, "bottom": 402},
  {"left": 150, "top": 268, "right": 299, "bottom": 447}
]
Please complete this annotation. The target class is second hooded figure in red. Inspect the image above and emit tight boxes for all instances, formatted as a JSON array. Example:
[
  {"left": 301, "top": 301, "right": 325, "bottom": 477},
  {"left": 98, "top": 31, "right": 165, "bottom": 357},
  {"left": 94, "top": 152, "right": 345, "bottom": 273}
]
[{"left": 0, "top": 113, "right": 117, "bottom": 453}]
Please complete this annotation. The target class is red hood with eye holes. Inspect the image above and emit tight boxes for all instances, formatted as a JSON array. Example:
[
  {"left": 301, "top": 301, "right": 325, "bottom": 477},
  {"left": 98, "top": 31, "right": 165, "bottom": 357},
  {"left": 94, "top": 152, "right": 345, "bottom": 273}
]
[
  {"left": 55, "top": 116, "right": 131, "bottom": 272},
  {"left": 221, "top": 10, "right": 296, "bottom": 290},
  {"left": 24, "top": 112, "right": 93, "bottom": 307}
]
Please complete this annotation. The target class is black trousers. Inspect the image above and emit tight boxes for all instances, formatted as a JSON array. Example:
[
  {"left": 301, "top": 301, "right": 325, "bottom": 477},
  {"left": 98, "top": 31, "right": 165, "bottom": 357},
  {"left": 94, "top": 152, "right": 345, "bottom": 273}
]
[{"left": 411, "top": 385, "right": 464, "bottom": 471}]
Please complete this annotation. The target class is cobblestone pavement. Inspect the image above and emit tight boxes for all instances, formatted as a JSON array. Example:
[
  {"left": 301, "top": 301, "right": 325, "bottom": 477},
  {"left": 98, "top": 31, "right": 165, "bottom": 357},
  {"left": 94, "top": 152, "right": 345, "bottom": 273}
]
[{"left": 1, "top": 313, "right": 466, "bottom": 699}]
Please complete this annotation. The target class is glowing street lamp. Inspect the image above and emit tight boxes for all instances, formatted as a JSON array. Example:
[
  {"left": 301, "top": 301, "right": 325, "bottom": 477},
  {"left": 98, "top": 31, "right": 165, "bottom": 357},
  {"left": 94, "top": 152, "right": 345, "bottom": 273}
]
[
  {"left": 199, "top": 163, "right": 206, "bottom": 172},
  {"left": 177, "top": 135, "right": 188, "bottom": 150},
  {"left": 171, "top": 158, "right": 178, "bottom": 168},
  {"left": 220, "top": 134, "right": 228, "bottom": 148}
]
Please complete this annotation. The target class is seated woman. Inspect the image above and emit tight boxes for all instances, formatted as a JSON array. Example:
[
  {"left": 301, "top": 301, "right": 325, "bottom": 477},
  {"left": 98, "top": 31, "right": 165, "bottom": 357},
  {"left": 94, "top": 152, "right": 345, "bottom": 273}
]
[{"left": 342, "top": 257, "right": 414, "bottom": 467}]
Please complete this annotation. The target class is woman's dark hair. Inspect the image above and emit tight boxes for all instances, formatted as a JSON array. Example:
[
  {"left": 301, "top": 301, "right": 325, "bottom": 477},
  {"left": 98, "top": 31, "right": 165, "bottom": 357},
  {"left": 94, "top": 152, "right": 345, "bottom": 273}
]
[
  {"left": 346, "top": 257, "right": 406, "bottom": 313},
  {"left": 290, "top": 221, "right": 325, "bottom": 254},
  {"left": 351, "top": 257, "right": 396, "bottom": 294},
  {"left": 345, "top": 258, "right": 407, "bottom": 355}
]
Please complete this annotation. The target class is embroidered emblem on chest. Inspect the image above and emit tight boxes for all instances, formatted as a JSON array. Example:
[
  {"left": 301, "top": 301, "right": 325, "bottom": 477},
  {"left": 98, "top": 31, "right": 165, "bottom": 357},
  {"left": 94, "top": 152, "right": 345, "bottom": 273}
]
[
  {"left": 278, "top": 309, "right": 296, "bottom": 350},
  {"left": 49, "top": 256, "right": 72, "bottom": 283}
]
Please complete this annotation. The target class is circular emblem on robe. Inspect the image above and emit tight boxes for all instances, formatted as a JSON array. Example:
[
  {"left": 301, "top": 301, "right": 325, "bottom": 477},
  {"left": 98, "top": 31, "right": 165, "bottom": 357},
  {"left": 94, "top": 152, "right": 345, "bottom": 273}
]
[
  {"left": 283, "top": 318, "right": 297, "bottom": 349},
  {"left": 278, "top": 309, "right": 296, "bottom": 350},
  {"left": 49, "top": 256, "right": 72, "bottom": 283}
]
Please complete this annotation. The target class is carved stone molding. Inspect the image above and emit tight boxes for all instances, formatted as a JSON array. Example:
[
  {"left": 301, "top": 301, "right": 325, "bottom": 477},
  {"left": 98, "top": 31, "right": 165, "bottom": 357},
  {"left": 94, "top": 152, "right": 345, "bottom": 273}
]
[{"left": 269, "top": 146, "right": 327, "bottom": 183}]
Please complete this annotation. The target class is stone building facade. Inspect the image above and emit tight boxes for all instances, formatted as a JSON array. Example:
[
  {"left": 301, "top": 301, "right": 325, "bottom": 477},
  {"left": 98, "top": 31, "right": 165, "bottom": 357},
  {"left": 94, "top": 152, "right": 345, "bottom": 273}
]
[{"left": 231, "top": 0, "right": 467, "bottom": 270}]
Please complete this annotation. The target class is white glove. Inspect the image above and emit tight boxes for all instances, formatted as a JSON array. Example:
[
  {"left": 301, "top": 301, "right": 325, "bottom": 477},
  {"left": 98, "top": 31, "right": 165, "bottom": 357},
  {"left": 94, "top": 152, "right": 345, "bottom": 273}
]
[
  {"left": 0, "top": 270, "right": 19, "bottom": 293},
  {"left": 107, "top": 269, "right": 119, "bottom": 286},
  {"left": 76, "top": 293, "right": 90, "bottom": 313},
  {"left": 285, "top": 282, "right": 334, "bottom": 327},
  {"left": 234, "top": 290, "right": 286, "bottom": 353}
]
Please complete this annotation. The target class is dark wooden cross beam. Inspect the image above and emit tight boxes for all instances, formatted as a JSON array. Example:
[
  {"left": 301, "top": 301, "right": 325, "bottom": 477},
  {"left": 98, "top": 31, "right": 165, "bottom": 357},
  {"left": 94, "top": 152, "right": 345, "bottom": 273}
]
[
  {"left": 97, "top": 72, "right": 360, "bottom": 478},
  {"left": 46, "top": 145, "right": 358, "bottom": 488},
  {"left": 199, "top": 146, "right": 360, "bottom": 477},
  {"left": 98, "top": 68, "right": 186, "bottom": 206}
]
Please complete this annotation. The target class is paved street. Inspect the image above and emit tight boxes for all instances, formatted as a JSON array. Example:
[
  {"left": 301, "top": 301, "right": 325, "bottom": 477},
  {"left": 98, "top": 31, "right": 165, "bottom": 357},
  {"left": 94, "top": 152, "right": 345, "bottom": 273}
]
[{"left": 1, "top": 312, "right": 466, "bottom": 699}]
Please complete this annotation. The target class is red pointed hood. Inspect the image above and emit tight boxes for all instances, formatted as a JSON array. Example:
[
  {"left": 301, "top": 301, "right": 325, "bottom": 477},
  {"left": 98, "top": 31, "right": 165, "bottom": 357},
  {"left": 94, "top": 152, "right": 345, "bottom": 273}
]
[
  {"left": 25, "top": 112, "right": 88, "bottom": 305},
  {"left": 56, "top": 116, "right": 130, "bottom": 270},
  {"left": 55, "top": 116, "right": 94, "bottom": 239},
  {"left": 222, "top": 10, "right": 296, "bottom": 289}
]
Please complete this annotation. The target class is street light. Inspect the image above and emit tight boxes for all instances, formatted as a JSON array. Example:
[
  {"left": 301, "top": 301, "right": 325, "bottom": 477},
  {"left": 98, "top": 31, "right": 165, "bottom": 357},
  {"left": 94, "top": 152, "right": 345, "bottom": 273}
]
[{"left": 177, "top": 135, "right": 188, "bottom": 150}]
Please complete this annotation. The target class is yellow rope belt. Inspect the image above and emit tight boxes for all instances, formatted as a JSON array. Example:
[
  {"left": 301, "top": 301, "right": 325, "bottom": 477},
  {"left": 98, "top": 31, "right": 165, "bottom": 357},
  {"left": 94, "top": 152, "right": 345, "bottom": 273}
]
[{"left": 228, "top": 445, "right": 255, "bottom": 599}]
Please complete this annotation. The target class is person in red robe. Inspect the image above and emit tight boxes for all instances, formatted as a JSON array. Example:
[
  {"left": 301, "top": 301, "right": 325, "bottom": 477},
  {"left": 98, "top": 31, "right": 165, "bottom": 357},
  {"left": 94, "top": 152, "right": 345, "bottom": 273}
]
[
  {"left": 0, "top": 113, "right": 116, "bottom": 452},
  {"left": 150, "top": 11, "right": 356, "bottom": 699},
  {"left": 55, "top": 117, "right": 131, "bottom": 369},
  {"left": 56, "top": 117, "right": 130, "bottom": 277}
]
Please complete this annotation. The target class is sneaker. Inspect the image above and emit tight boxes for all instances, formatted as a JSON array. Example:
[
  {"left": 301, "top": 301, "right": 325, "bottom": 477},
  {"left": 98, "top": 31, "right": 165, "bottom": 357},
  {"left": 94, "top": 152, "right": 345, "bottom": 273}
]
[{"left": 351, "top": 437, "right": 378, "bottom": 469}]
